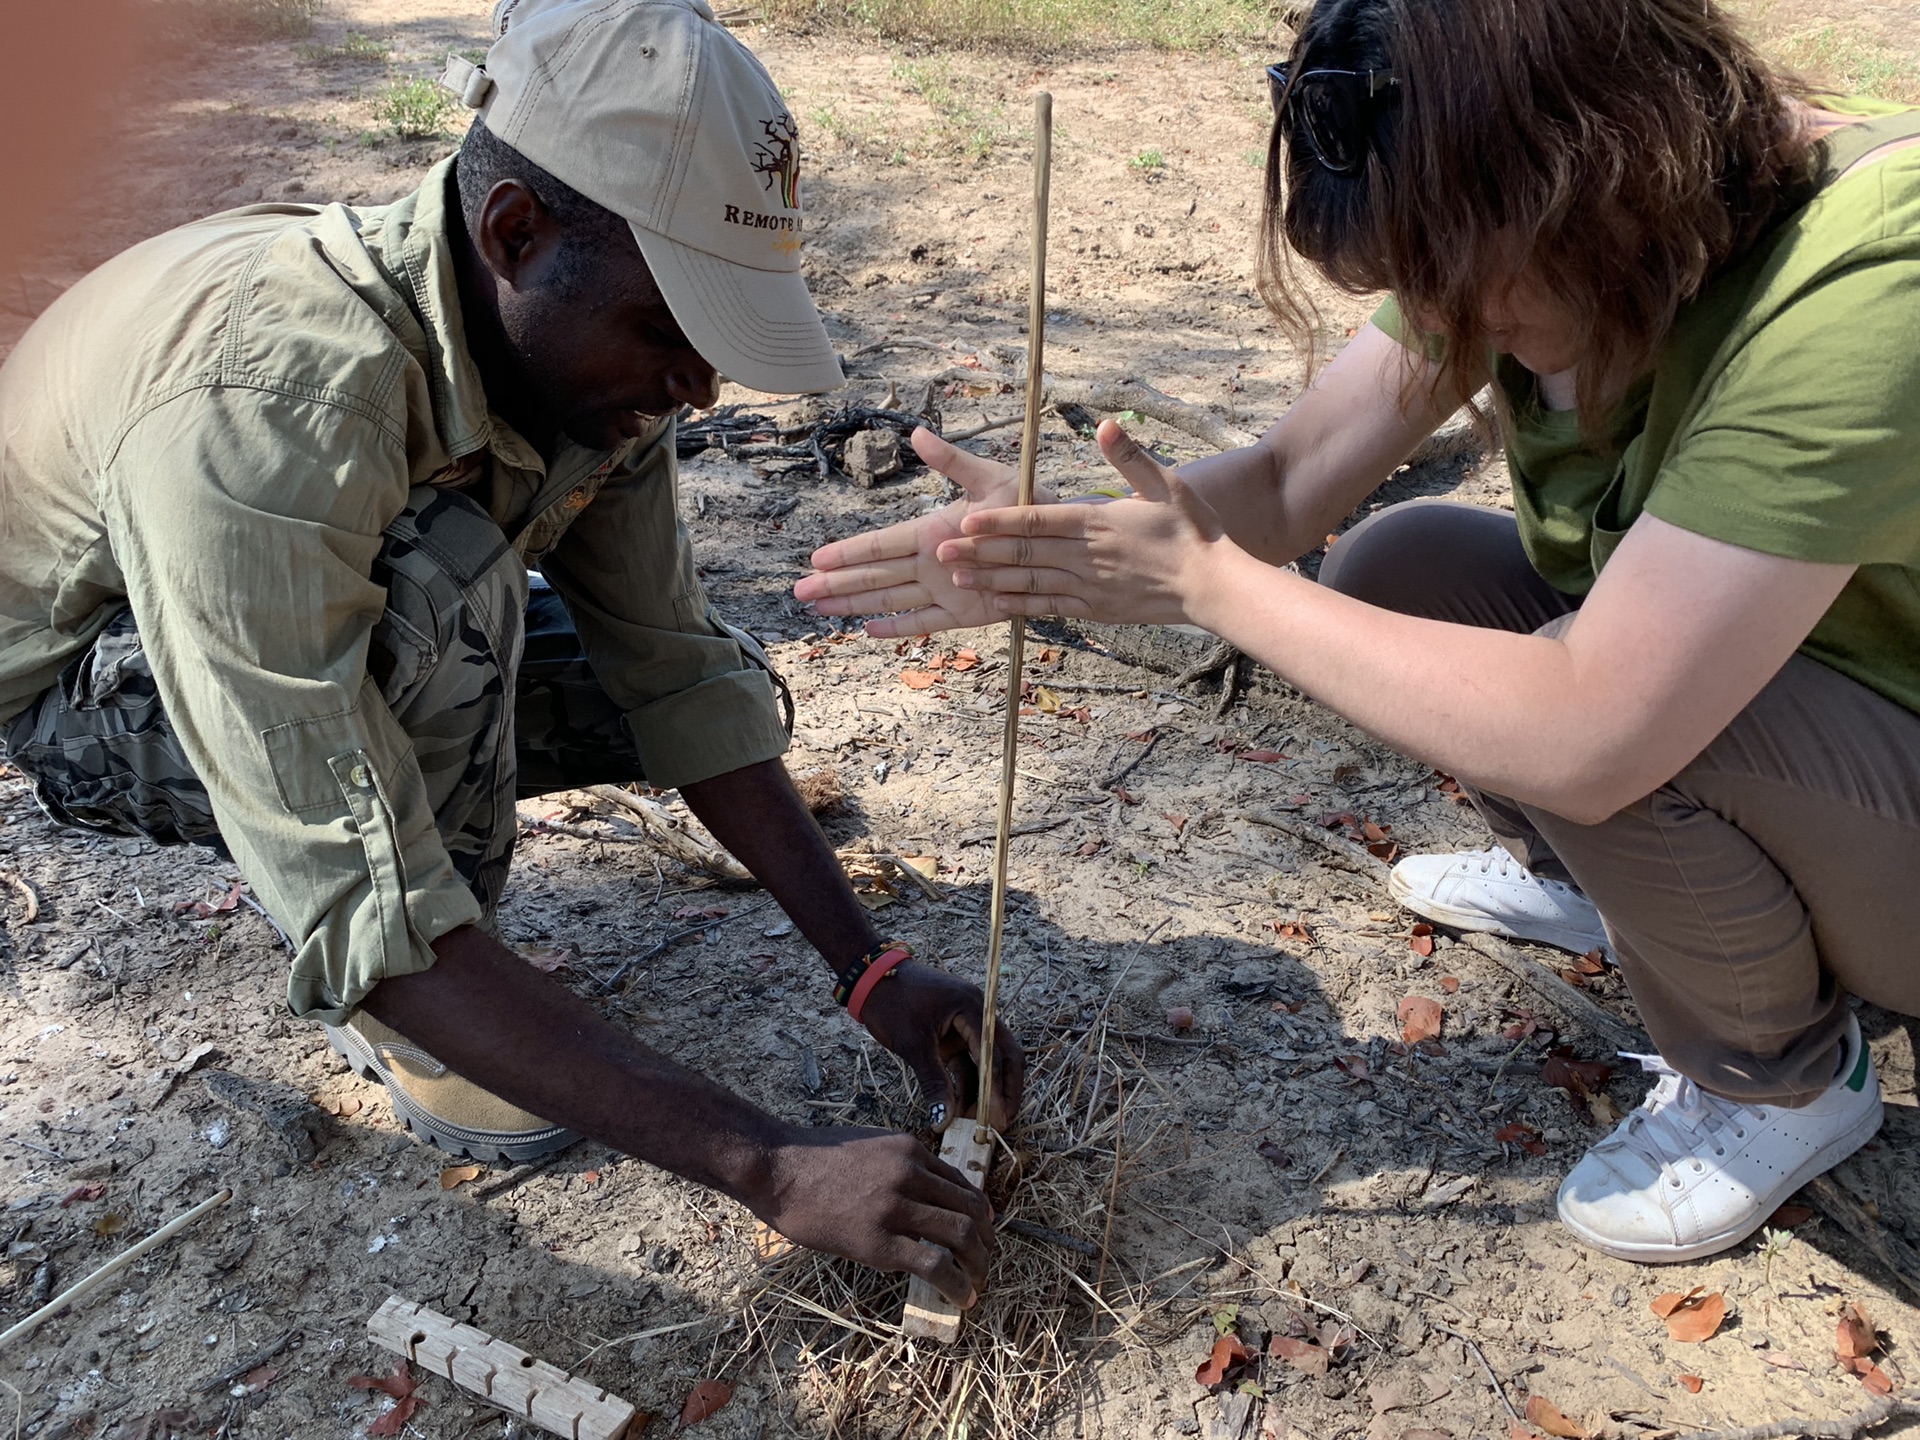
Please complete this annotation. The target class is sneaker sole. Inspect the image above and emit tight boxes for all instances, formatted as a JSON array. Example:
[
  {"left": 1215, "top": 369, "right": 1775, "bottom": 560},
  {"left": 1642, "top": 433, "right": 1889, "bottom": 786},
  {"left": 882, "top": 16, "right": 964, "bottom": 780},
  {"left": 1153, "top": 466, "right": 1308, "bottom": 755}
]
[
  {"left": 1387, "top": 869, "right": 1608, "bottom": 956},
  {"left": 327, "top": 1025, "right": 579, "bottom": 1166},
  {"left": 1557, "top": 1094, "right": 1884, "bottom": 1264}
]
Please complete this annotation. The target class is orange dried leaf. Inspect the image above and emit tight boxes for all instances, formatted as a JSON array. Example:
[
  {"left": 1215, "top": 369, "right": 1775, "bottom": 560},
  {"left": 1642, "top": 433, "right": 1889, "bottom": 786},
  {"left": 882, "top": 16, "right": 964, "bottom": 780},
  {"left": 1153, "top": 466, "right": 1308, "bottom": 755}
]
[
  {"left": 1238, "top": 749, "right": 1287, "bottom": 764},
  {"left": 1267, "top": 1335, "right": 1329, "bottom": 1377},
  {"left": 1166, "top": 1006, "right": 1195, "bottom": 1032},
  {"left": 1837, "top": 1303, "right": 1877, "bottom": 1360},
  {"left": 1857, "top": 1362, "right": 1894, "bottom": 1396},
  {"left": 439, "top": 1164, "right": 483, "bottom": 1190},
  {"left": 1197, "top": 1334, "right": 1253, "bottom": 1386},
  {"left": 1650, "top": 1289, "right": 1701, "bottom": 1320},
  {"left": 680, "top": 1378, "right": 734, "bottom": 1425},
  {"left": 1661, "top": 1291, "right": 1727, "bottom": 1343},
  {"left": 1438, "top": 975, "right": 1460, "bottom": 994},
  {"left": 1511, "top": 1426, "right": 1541, "bottom": 1440},
  {"left": 1397, "top": 995, "right": 1443, "bottom": 1043},
  {"left": 1408, "top": 922, "right": 1436, "bottom": 958},
  {"left": 1678, "top": 1375, "right": 1703, "bottom": 1394},
  {"left": 1523, "top": 1395, "right": 1586, "bottom": 1439},
  {"left": 899, "top": 670, "right": 939, "bottom": 690},
  {"left": 1769, "top": 1202, "right": 1815, "bottom": 1228}
]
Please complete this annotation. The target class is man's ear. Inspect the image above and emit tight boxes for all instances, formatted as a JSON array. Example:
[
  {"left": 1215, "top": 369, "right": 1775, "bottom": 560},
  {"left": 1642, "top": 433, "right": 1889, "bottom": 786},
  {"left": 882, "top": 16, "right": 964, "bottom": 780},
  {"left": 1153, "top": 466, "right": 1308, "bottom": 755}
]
[{"left": 472, "top": 178, "right": 559, "bottom": 287}]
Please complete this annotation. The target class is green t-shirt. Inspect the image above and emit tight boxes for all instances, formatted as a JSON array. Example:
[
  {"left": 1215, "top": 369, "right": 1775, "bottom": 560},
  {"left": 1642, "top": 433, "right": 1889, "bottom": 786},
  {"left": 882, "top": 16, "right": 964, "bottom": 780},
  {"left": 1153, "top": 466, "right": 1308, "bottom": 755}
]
[{"left": 1374, "top": 101, "right": 1920, "bottom": 716}]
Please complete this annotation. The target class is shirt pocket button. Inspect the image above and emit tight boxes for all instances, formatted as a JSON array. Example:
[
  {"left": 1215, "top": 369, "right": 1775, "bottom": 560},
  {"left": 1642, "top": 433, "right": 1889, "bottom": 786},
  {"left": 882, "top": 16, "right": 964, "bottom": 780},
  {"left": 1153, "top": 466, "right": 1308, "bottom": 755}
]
[{"left": 349, "top": 763, "right": 372, "bottom": 788}]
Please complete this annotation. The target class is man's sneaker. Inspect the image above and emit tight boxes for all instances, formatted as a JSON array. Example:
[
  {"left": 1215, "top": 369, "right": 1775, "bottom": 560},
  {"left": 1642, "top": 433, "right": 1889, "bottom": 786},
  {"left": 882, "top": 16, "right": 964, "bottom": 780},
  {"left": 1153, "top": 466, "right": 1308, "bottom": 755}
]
[
  {"left": 326, "top": 1014, "right": 577, "bottom": 1164},
  {"left": 1388, "top": 845, "right": 1607, "bottom": 955},
  {"left": 1557, "top": 1014, "right": 1882, "bottom": 1262}
]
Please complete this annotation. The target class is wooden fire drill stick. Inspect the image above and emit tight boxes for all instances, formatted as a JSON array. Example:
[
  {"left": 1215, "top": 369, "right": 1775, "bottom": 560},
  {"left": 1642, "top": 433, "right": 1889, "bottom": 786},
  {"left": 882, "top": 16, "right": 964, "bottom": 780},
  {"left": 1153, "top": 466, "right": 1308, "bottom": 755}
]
[{"left": 902, "top": 91, "right": 1053, "bottom": 1344}]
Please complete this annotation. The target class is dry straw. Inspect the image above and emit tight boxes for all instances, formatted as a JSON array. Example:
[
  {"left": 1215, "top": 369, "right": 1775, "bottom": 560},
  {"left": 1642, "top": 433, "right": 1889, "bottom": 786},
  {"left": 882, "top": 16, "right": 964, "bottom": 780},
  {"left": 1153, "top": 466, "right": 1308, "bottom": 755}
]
[{"left": 728, "top": 1018, "right": 1182, "bottom": 1437}]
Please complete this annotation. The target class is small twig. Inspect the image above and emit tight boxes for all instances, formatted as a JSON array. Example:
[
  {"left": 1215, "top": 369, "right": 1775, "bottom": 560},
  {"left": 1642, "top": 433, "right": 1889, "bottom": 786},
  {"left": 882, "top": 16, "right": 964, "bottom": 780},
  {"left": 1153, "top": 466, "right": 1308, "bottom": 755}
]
[
  {"left": 13, "top": 1140, "right": 68, "bottom": 1163},
  {"left": 2, "top": 871, "right": 40, "bottom": 924},
  {"left": 1100, "top": 730, "right": 1160, "bottom": 792},
  {"left": 0, "top": 1190, "right": 231, "bottom": 1352},
  {"left": 598, "top": 901, "right": 770, "bottom": 993},
  {"left": 468, "top": 1155, "right": 567, "bottom": 1203},
  {"left": 1307, "top": 1145, "right": 1347, "bottom": 1186},
  {"left": 1681, "top": 1394, "right": 1920, "bottom": 1440},
  {"left": 945, "top": 413, "right": 1025, "bottom": 442},
  {"left": 1435, "top": 1324, "right": 1523, "bottom": 1425},
  {"left": 1000, "top": 1217, "right": 1100, "bottom": 1259},
  {"left": 197, "top": 1329, "right": 299, "bottom": 1394}
]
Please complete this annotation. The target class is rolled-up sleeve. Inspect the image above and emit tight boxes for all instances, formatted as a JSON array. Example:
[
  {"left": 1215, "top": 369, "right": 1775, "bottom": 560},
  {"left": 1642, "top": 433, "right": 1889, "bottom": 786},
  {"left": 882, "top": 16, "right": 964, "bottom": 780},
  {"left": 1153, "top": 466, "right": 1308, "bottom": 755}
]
[
  {"left": 107, "top": 387, "right": 479, "bottom": 1025},
  {"left": 536, "top": 426, "right": 789, "bottom": 789}
]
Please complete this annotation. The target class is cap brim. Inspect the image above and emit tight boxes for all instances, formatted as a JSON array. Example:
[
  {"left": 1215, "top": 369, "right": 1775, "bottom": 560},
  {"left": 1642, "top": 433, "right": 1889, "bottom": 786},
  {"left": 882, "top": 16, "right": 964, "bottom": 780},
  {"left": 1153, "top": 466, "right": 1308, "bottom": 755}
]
[{"left": 631, "top": 225, "right": 844, "bottom": 396}]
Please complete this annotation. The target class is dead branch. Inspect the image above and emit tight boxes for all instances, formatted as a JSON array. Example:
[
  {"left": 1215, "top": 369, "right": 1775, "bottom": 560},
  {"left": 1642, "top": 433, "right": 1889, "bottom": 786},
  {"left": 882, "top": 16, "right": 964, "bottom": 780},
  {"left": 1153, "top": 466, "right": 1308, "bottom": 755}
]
[
  {"left": 1805, "top": 1175, "right": 1920, "bottom": 1308},
  {"left": 1236, "top": 809, "right": 1388, "bottom": 877},
  {"left": 1459, "top": 933, "right": 1646, "bottom": 1055},
  {"left": 1044, "top": 377, "right": 1256, "bottom": 451},
  {"left": 1101, "top": 730, "right": 1160, "bottom": 791},
  {"left": 583, "top": 785, "right": 755, "bottom": 888},
  {"left": 1681, "top": 1393, "right": 1920, "bottom": 1440},
  {"left": 2, "top": 870, "right": 40, "bottom": 923}
]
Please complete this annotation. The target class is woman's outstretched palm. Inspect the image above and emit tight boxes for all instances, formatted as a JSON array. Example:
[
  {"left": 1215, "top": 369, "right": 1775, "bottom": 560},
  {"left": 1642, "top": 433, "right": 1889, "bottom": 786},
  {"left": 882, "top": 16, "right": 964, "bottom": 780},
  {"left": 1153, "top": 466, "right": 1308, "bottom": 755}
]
[{"left": 795, "top": 428, "right": 1029, "bottom": 638}]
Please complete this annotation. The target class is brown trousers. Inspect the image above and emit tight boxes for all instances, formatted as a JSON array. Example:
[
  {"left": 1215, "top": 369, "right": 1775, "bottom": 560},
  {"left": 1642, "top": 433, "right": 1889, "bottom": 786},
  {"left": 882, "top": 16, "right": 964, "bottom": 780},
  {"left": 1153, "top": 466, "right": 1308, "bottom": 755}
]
[{"left": 1320, "top": 499, "right": 1920, "bottom": 1106}]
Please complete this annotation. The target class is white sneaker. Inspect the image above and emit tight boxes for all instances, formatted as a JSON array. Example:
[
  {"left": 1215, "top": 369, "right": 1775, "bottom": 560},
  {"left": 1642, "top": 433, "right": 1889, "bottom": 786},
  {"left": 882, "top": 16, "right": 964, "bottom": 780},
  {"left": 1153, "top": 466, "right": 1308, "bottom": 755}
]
[
  {"left": 1557, "top": 1014, "right": 1882, "bottom": 1262},
  {"left": 1388, "top": 845, "right": 1607, "bottom": 955}
]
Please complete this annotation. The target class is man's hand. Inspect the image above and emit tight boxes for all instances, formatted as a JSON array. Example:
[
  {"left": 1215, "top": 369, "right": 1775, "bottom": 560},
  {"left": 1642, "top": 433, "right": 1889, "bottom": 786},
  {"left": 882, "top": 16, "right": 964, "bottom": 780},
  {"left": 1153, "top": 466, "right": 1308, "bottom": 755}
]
[
  {"left": 795, "top": 428, "right": 1040, "bottom": 638},
  {"left": 757, "top": 1126, "right": 995, "bottom": 1307},
  {"left": 857, "top": 961, "right": 1023, "bottom": 1132}
]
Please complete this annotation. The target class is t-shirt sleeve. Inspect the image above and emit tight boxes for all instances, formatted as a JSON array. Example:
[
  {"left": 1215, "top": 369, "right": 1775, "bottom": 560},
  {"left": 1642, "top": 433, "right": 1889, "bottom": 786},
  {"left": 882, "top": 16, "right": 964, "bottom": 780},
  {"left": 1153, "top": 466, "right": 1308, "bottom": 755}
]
[
  {"left": 1646, "top": 255, "right": 1920, "bottom": 567},
  {"left": 1367, "top": 296, "right": 1449, "bottom": 362}
]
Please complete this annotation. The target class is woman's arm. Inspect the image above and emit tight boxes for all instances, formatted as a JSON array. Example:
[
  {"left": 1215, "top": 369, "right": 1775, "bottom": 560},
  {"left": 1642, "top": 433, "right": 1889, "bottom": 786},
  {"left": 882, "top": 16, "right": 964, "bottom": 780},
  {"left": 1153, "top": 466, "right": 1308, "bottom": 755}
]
[
  {"left": 796, "top": 323, "right": 1470, "bottom": 634},
  {"left": 1179, "top": 322, "right": 1477, "bottom": 565},
  {"left": 940, "top": 427, "right": 1854, "bottom": 822}
]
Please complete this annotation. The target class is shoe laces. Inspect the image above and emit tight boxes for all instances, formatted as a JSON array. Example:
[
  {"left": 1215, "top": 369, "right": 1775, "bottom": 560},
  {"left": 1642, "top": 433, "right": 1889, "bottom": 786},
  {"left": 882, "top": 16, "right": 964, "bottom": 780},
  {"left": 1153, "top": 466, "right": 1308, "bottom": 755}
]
[
  {"left": 1606, "top": 1052, "right": 1769, "bottom": 1186},
  {"left": 1466, "top": 845, "right": 1577, "bottom": 896}
]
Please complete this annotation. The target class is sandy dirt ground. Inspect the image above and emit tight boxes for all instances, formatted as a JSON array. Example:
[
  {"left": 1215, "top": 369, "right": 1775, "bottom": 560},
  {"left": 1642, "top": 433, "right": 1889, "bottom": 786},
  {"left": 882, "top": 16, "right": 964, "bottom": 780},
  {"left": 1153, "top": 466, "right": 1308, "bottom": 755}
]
[{"left": 4, "top": 6, "right": 1920, "bottom": 1439}]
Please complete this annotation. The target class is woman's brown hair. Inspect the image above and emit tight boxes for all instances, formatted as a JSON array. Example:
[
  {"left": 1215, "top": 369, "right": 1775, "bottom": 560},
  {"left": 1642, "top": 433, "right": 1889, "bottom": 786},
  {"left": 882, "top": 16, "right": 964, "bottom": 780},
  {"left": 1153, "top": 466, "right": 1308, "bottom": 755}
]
[{"left": 1260, "top": 0, "right": 1820, "bottom": 436}]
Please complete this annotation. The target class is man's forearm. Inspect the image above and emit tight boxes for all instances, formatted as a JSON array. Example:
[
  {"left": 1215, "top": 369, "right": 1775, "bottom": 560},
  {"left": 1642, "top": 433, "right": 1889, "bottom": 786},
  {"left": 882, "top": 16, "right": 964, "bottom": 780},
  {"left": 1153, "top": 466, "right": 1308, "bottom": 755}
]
[
  {"left": 680, "top": 758, "right": 880, "bottom": 977},
  {"left": 362, "top": 924, "right": 788, "bottom": 1200}
]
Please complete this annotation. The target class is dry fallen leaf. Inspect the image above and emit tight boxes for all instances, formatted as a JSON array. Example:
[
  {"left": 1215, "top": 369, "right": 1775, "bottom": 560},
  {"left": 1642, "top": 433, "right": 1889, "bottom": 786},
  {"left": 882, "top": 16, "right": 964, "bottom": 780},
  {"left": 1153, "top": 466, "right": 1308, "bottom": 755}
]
[
  {"left": 1837, "top": 1302, "right": 1877, "bottom": 1360},
  {"left": 899, "top": 670, "right": 939, "bottom": 690},
  {"left": 1569, "top": 950, "right": 1606, "bottom": 975},
  {"left": 1033, "top": 685, "right": 1062, "bottom": 714},
  {"left": 1652, "top": 1290, "right": 1727, "bottom": 1343},
  {"left": 949, "top": 648, "right": 980, "bottom": 671},
  {"left": 1256, "top": 1140, "right": 1291, "bottom": 1166},
  {"left": 1677, "top": 1374, "right": 1704, "bottom": 1393},
  {"left": 1650, "top": 1287, "right": 1702, "bottom": 1319},
  {"left": 1769, "top": 1202, "right": 1815, "bottom": 1228},
  {"left": 516, "top": 943, "right": 574, "bottom": 974},
  {"left": 1438, "top": 975, "right": 1460, "bottom": 994},
  {"left": 92, "top": 1212, "right": 125, "bottom": 1237},
  {"left": 1495, "top": 1121, "right": 1548, "bottom": 1157},
  {"left": 1334, "top": 1053, "right": 1371, "bottom": 1080},
  {"left": 1369, "top": 1379, "right": 1418, "bottom": 1414},
  {"left": 1196, "top": 1334, "right": 1253, "bottom": 1387},
  {"left": 439, "top": 1164, "right": 483, "bottom": 1190},
  {"left": 1397, "top": 994, "right": 1444, "bottom": 1044},
  {"left": 239, "top": 1365, "right": 280, "bottom": 1392},
  {"left": 1408, "top": 923, "right": 1436, "bottom": 958},
  {"left": 1268, "top": 1335, "right": 1330, "bottom": 1377},
  {"left": 348, "top": 1361, "right": 422, "bottom": 1437},
  {"left": 1522, "top": 1396, "right": 1585, "bottom": 1439},
  {"left": 59, "top": 1183, "right": 105, "bottom": 1207},
  {"left": 1166, "top": 1005, "right": 1196, "bottom": 1032},
  {"left": 1238, "top": 749, "right": 1287, "bottom": 763},
  {"left": 680, "top": 1378, "right": 734, "bottom": 1425},
  {"left": 1853, "top": 1360, "right": 1894, "bottom": 1395},
  {"left": 1273, "top": 920, "right": 1313, "bottom": 942}
]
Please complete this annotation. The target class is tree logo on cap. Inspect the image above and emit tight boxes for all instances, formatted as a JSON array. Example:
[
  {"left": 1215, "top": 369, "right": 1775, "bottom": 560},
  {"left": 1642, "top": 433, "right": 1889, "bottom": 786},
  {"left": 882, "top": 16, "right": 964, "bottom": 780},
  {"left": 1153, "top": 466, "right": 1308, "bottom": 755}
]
[{"left": 752, "top": 114, "right": 801, "bottom": 211}]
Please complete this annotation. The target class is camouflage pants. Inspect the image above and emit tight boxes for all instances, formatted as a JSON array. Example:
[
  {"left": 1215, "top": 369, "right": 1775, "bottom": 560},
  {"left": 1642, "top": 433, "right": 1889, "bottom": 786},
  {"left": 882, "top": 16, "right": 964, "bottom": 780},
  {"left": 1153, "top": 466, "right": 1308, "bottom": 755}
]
[{"left": 2, "top": 487, "right": 663, "bottom": 921}]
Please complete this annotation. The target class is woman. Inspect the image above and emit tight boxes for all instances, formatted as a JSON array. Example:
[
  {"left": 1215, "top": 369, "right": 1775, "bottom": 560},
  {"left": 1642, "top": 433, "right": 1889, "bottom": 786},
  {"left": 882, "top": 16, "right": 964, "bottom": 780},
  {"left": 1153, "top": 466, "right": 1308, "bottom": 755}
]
[{"left": 796, "top": 0, "right": 1920, "bottom": 1264}]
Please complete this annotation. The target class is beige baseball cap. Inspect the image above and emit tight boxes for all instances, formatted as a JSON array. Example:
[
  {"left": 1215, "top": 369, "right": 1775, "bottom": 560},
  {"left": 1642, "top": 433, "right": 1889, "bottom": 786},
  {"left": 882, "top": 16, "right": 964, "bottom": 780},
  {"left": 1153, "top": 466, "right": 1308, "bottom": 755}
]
[{"left": 443, "top": 0, "right": 844, "bottom": 395}]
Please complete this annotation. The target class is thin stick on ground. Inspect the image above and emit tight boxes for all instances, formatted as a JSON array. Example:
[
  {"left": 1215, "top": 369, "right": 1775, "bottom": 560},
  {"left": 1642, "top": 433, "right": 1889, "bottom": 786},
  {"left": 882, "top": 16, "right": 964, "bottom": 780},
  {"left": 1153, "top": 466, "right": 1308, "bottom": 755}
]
[
  {"left": 2, "top": 870, "right": 39, "bottom": 923},
  {"left": 1435, "top": 1324, "right": 1523, "bottom": 1425},
  {"left": 1682, "top": 1394, "right": 1920, "bottom": 1440}
]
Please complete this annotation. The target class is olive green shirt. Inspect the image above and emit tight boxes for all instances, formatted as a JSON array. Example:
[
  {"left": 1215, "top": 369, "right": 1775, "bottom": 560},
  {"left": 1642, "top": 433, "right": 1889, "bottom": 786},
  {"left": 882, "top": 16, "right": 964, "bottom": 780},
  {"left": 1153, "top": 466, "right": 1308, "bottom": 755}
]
[
  {"left": 1374, "top": 103, "right": 1920, "bottom": 716},
  {"left": 0, "top": 158, "right": 788, "bottom": 1023}
]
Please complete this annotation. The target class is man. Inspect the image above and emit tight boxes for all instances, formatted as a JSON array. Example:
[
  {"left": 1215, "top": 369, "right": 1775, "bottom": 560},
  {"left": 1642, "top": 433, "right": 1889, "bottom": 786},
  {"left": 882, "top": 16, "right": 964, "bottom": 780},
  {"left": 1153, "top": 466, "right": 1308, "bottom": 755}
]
[{"left": 0, "top": 0, "right": 1019, "bottom": 1309}]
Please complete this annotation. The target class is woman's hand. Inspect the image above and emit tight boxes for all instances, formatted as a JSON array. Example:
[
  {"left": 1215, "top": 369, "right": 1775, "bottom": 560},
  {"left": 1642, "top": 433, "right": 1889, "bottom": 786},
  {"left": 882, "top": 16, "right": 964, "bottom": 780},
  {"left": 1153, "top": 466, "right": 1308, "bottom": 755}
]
[
  {"left": 936, "top": 419, "right": 1237, "bottom": 624},
  {"left": 796, "top": 429, "right": 1039, "bottom": 638}
]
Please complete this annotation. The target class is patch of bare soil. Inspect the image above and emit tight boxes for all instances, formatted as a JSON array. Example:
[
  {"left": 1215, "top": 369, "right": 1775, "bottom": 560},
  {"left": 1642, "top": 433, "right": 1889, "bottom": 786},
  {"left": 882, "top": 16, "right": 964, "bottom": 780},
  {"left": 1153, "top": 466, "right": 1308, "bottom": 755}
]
[{"left": 4, "top": 7, "right": 1920, "bottom": 1440}]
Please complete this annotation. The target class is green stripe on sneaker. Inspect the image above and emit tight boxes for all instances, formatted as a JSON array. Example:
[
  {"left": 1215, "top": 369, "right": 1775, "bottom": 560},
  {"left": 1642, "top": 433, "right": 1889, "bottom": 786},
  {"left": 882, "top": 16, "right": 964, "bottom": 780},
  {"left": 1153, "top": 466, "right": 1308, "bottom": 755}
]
[{"left": 1846, "top": 1042, "right": 1872, "bottom": 1093}]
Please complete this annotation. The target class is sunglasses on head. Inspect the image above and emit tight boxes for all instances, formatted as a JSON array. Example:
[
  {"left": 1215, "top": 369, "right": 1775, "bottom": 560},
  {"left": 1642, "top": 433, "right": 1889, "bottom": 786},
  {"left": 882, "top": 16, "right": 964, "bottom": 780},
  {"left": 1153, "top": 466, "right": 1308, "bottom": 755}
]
[{"left": 1266, "top": 62, "right": 1401, "bottom": 177}]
